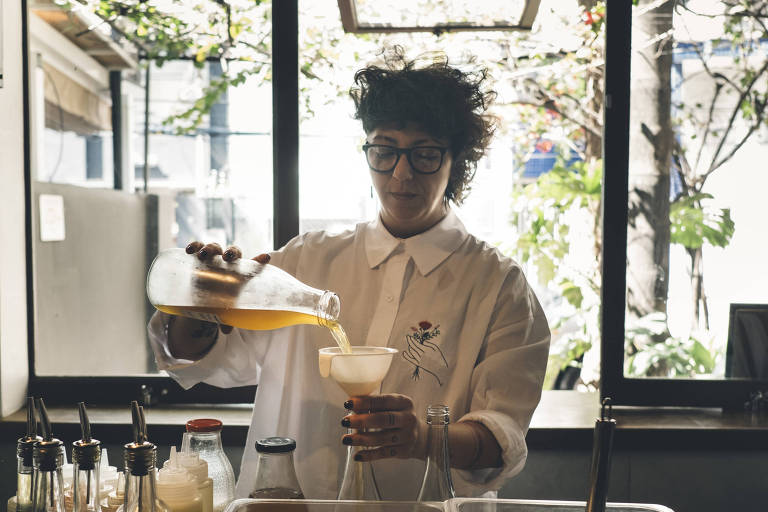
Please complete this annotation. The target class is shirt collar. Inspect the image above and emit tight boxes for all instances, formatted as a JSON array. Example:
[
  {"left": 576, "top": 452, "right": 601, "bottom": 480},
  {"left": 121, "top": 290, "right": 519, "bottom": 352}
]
[{"left": 364, "top": 209, "right": 469, "bottom": 275}]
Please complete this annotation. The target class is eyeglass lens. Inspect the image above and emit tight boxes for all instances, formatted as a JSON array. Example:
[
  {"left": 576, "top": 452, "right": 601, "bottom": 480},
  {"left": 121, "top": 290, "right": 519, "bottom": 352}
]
[{"left": 366, "top": 146, "right": 443, "bottom": 173}]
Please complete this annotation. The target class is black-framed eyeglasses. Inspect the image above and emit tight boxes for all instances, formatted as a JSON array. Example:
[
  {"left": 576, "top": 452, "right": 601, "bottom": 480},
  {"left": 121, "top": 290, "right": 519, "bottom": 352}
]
[{"left": 362, "top": 144, "right": 449, "bottom": 175}]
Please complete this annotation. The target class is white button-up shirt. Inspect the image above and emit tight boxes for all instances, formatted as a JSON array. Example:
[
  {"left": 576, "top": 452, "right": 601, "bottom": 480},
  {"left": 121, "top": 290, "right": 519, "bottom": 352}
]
[{"left": 148, "top": 210, "right": 550, "bottom": 500}]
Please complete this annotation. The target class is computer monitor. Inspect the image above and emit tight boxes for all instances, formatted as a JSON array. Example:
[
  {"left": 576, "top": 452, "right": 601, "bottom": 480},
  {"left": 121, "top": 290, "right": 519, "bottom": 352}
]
[{"left": 725, "top": 303, "right": 768, "bottom": 379}]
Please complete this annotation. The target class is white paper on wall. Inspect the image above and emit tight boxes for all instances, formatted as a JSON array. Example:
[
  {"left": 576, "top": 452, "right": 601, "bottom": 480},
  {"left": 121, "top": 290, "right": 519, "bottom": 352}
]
[{"left": 39, "top": 194, "right": 66, "bottom": 242}]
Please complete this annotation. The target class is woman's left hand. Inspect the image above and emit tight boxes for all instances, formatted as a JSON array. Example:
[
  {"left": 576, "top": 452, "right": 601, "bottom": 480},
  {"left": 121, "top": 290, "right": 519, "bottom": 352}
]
[{"left": 341, "top": 393, "right": 421, "bottom": 461}]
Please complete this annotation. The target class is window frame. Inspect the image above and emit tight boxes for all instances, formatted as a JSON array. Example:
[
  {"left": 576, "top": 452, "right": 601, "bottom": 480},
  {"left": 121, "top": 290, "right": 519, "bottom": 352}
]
[
  {"left": 599, "top": 0, "right": 766, "bottom": 409},
  {"left": 22, "top": 0, "right": 300, "bottom": 406}
]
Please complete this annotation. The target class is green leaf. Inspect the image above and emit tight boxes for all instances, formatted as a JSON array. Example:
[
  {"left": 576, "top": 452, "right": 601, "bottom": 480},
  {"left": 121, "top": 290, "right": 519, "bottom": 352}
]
[
  {"left": 559, "top": 279, "right": 584, "bottom": 308},
  {"left": 670, "top": 193, "right": 735, "bottom": 249}
]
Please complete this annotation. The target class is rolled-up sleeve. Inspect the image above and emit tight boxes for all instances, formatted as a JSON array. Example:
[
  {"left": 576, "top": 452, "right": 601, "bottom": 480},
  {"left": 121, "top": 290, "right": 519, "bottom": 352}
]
[
  {"left": 455, "top": 266, "right": 550, "bottom": 492},
  {"left": 147, "top": 310, "right": 271, "bottom": 390}
]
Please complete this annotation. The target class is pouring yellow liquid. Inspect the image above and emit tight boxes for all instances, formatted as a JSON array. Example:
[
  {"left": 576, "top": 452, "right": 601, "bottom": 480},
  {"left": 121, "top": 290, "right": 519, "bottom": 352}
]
[{"left": 157, "top": 305, "right": 351, "bottom": 353}]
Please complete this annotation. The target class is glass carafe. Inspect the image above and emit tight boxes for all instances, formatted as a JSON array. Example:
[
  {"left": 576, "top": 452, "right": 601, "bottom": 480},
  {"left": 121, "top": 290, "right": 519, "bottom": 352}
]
[
  {"left": 146, "top": 248, "right": 340, "bottom": 330},
  {"left": 416, "top": 405, "right": 455, "bottom": 501},
  {"left": 318, "top": 347, "right": 398, "bottom": 501}
]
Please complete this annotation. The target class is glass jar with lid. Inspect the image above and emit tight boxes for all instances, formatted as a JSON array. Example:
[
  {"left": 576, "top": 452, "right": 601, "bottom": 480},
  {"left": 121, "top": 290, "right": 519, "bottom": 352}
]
[
  {"left": 248, "top": 437, "right": 304, "bottom": 499},
  {"left": 181, "top": 419, "right": 235, "bottom": 512}
]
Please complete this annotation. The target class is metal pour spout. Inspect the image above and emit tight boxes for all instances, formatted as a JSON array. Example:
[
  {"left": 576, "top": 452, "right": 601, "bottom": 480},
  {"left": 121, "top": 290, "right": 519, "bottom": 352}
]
[
  {"left": 35, "top": 397, "right": 53, "bottom": 442},
  {"left": 25, "top": 396, "right": 37, "bottom": 440},
  {"left": 130, "top": 400, "right": 148, "bottom": 444},
  {"left": 78, "top": 402, "right": 92, "bottom": 443}
]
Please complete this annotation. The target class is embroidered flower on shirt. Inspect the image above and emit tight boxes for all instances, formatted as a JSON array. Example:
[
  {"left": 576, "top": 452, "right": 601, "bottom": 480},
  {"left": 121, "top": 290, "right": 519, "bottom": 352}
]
[{"left": 403, "top": 320, "right": 448, "bottom": 386}]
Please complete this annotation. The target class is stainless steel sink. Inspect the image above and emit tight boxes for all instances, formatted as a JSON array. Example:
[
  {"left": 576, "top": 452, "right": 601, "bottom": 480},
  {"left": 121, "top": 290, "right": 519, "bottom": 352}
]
[
  {"left": 225, "top": 498, "right": 674, "bottom": 512},
  {"left": 446, "top": 498, "right": 674, "bottom": 512},
  {"left": 225, "top": 498, "right": 445, "bottom": 512}
]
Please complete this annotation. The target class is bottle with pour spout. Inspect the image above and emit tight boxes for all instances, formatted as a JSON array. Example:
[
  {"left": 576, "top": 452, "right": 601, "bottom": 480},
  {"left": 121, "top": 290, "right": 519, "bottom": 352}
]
[
  {"left": 146, "top": 248, "right": 341, "bottom": 332},
  {"left": 72, "top": 403, "right": 102, "bottom": 512},
  {"left": 31, "top": 398, "right": 67, "bottom": 512},
  {"left": 12, "top": 398, "right": 41, "bottom": 512},
  {"left": 117, "top": 402, "right": 168, "bottom": 512}
]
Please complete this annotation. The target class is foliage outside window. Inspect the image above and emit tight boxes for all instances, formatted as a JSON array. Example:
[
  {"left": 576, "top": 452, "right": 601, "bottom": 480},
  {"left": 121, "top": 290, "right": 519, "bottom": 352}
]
[{"left": 48, "top": 0, "right": 768, "bottom": 388}]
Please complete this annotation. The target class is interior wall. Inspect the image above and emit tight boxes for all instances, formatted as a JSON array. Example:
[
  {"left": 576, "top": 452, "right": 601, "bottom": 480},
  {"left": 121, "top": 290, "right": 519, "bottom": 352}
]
[
  {"left": 32, "top": 183, "right": 153, "bottom": 376},
  {"left": 0, "top": 0, "right": 31, "bottom": 417}
]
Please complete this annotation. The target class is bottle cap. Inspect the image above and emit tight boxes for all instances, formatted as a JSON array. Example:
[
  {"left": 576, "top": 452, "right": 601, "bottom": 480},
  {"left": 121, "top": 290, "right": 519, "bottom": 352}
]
[
  {"left": 185, "top": 418, "right": 223, "bottom": 432},
  {"left": 256, "top": 437, "right": 296, "bottom": 453}
]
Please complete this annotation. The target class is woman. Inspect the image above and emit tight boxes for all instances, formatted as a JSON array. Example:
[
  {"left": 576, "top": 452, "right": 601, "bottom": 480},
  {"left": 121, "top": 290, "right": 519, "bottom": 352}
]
[{"left": 148, "top": 50, "right": 550, "bottom": 500}]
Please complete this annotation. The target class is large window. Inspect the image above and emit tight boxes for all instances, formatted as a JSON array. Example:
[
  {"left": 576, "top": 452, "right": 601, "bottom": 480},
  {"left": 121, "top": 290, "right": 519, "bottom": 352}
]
[
  {"left": 26, "top": 0, "right": 617, "bottom": 404},
  {"left": 26, "top": 0, "right": 273, "bottom": 403},
  {"left": 602, "top": 0, "right": 768, "bottom": 407}
]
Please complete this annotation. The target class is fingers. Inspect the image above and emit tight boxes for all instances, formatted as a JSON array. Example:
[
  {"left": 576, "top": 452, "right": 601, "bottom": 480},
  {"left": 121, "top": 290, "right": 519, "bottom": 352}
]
[
  {"left": 187, "top": 241, "right": 267, "bottom": 264},
  {"left": 222, "top": 246, "right": 242, "bottom": 262},
  {"left": 197, "top": 243, "right": 223, "bottom": 261},
  {"left": 342, "top": 410, "right": 416, "bottom": 430},
  {"left": 186, "top": 241, "right": 204, "bottom": 254},
  {"left": 342, "top": 425, "right": 416, "bottom": 448},
  {"left": 345, "top": 393, "right": 413, "bottom": 413},
  {"left": 253, "top": 253, "right": 271, "bottom": 264},
  {"left": 353, "top": 445, "right": 411, "bottom": 462}
]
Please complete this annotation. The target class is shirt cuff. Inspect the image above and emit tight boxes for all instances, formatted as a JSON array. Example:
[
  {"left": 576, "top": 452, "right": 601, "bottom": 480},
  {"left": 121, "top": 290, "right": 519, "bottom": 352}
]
[
  {"left": 452, "top": 409, "right": 528, "bottom": 495},
  {"left": 147, "top": 310, "right": 227, "bottom": 389}
]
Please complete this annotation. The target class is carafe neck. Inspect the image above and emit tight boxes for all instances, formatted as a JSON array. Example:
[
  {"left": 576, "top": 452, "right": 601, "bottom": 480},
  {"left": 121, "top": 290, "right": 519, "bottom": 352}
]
[{"left": 315, "top": 291, "right": 340, "bottom": 327}]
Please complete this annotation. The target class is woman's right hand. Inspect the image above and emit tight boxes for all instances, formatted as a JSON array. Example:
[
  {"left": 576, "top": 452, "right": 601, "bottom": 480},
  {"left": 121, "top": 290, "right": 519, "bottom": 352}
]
[
  {"left": 185, "top": 241, "right": 271, "bottom": 265},
  {"left": 165, "top": 241, "right": 271, "bottom": 360}
]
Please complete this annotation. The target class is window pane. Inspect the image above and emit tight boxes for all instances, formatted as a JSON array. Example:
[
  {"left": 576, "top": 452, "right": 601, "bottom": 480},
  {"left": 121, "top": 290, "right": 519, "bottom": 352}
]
[
  {"left": 298, "top": 1, "right": 598, "bottom": 390},
  {"left": 623, "top": 1, "right": 768, "bottom": 380},
  {"left": 32, "top": 36, "right": 272, "bottom": 375}
]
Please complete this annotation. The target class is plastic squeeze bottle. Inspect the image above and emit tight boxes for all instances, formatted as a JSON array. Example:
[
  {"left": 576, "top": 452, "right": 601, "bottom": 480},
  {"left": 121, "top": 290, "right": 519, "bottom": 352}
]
[
  {"left": 166, "top": 448, "right": 213, "bottom": 512},
  {"left": 156, "top": 464, "right": 202, "bottom": 512}
]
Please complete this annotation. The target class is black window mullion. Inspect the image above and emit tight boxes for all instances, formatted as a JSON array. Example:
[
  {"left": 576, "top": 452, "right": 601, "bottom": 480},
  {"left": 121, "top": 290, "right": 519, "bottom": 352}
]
[
  {"left": 599, "top": 0, "right": 632, "bottom": 400},
  {"left": 272, "top": 0, "right": 300, "bottom": 249}
]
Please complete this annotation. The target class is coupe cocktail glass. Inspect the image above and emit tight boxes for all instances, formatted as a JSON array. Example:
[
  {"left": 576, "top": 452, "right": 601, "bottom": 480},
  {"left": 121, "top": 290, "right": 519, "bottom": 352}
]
[{"left": 318, "top": 346, "right": 398, "bottom": 501}]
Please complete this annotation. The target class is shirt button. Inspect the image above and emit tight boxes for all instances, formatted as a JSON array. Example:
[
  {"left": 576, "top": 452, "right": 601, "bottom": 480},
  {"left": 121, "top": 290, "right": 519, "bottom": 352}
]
[{"left": 385, "top": 295, "right": 394, "bottom": 302}]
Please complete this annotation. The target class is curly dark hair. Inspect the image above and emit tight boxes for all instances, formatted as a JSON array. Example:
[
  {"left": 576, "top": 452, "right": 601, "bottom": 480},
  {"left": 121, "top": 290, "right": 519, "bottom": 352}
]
[{"left": 349, "top": 49, "right": 497, "bottom": 205}]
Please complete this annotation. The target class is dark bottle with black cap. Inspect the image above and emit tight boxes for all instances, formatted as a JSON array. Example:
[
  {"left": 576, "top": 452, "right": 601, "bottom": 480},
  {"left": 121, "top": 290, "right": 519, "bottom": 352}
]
[{"left": 248, "top": 438, "right": 304, "bottom": 499}]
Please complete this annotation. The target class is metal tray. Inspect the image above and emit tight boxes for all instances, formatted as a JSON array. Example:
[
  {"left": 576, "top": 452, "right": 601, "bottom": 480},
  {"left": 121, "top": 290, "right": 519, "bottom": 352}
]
[
  {"left": 225, "top": 498, "right": 445, "bottom": 512},
  {"left": 445, "top": 498, "right": 674, "bottom": 512}
]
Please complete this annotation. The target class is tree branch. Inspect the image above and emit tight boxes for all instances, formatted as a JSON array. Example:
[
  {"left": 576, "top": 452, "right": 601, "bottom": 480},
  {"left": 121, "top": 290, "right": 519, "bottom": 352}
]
[
  {"left": 706, "top": 57, "right": 768, "bottom": 175},
  {"left": 707, "top": 112, "right": 763, "bottom": 177},
  {"left": 693, "top": 81, "right": 722, "bottom": 172}
]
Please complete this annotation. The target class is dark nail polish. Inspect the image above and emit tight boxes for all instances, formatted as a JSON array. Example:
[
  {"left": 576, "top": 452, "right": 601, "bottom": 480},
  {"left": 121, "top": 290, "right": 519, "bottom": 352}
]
[
  {"left": 342, "top": 436, "right": 353, "bottom": 445},
  {"left": 341, "top": 417, "right": 351, "bottom": 428},
  {"left": 344, "top": 400, "right": 353, "bottom": 410},
  {"left": 224, "top": 250, "right": 233, "bottom": 260},
  {"left": 354, "top": 453, "right": 362, "bottom": 462},
  {"left": 199, "top": 249, "right": 208, "bottom": 258}
]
